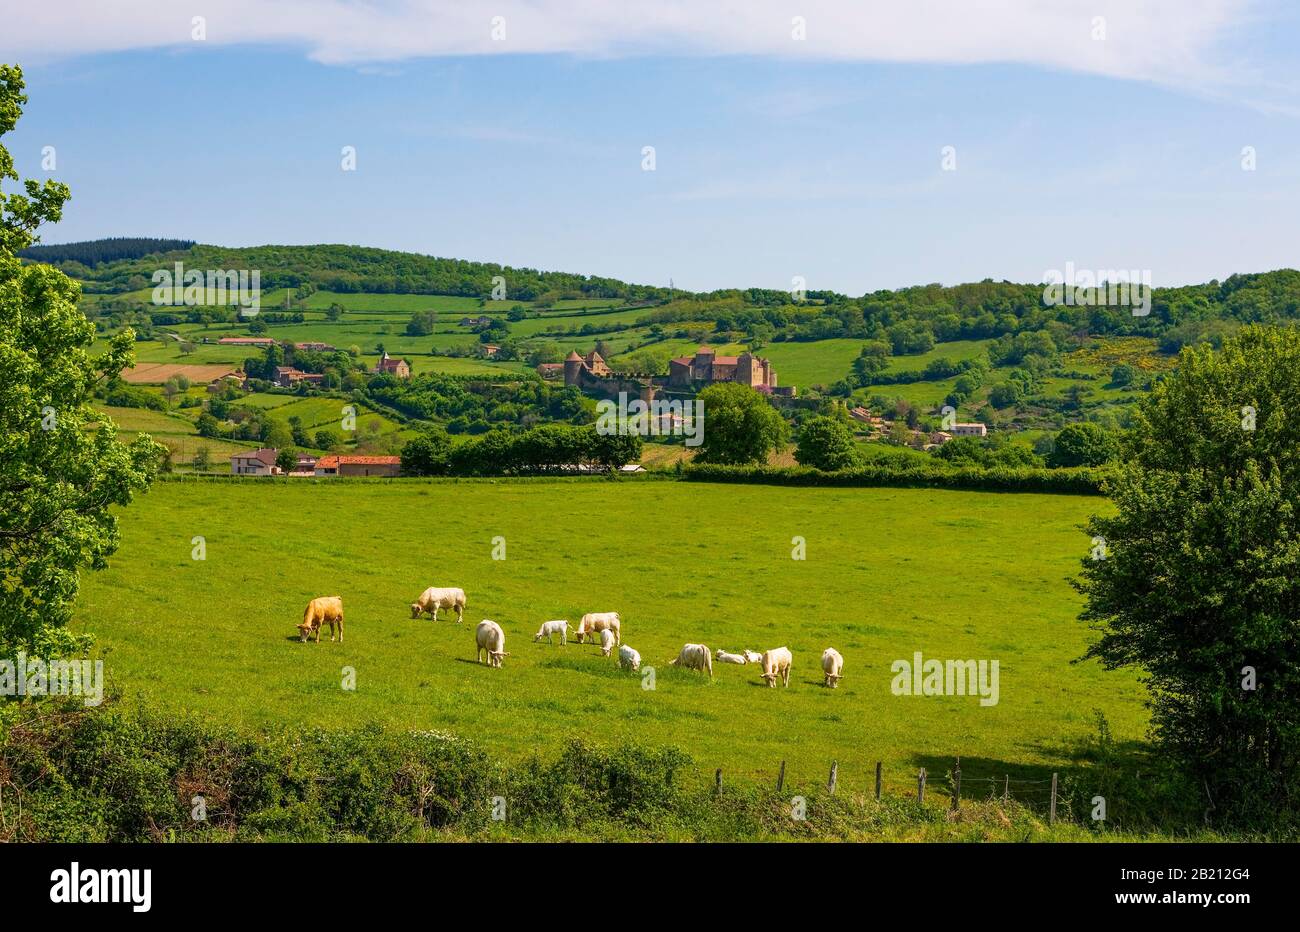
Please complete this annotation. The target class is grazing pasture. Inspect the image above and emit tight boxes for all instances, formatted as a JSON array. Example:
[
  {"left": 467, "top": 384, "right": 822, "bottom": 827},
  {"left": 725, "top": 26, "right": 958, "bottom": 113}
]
[{"left": 75, "top": 478, "right": 1145, "bottom": 792}]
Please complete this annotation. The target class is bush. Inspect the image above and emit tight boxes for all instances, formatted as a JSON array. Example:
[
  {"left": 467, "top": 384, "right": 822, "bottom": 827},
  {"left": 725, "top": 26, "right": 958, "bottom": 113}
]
[{"left": 682, "top": 462, "right": 1106, "bottom": 495}]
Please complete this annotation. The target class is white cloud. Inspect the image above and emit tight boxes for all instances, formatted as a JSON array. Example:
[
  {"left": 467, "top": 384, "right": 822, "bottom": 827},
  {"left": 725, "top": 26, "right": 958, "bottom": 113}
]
[{"left": 0, "top": 0, "right": 1253, "bottom": 92}]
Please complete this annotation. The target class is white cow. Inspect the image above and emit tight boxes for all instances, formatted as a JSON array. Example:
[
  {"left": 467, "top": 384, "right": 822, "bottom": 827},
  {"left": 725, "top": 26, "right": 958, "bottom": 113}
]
[
  {"left": 821, "top": 648, "right": 844, "bottom": 688},
  {"left": 411, "top": 586, "right": 466, "bottom": 624},
  {"left": 715, "top": 649, "right": 748, "bottom": 665},
  {"left": 760, "top": 647, "right": 793, "bottom": 688},
  {"left": 742, "top": 650, "right": 763, "bottom": 664},
  {"left": 475, "top": 620, "right": 508, "bottom": 667},
  {"left": 599, "top": 628, "right": 615, "bottom": 657},
  {"left": 533, "top": 620, "right": 568, "bottom": 646},
  {"left": 669, "top": 643, "right": 713, "bottom": 678},
  {"left": 576, "top": 612, "right": 621, "bottom": 645},
  {"left": 619, "top": 644, "right": 642, "bottom": 672}
]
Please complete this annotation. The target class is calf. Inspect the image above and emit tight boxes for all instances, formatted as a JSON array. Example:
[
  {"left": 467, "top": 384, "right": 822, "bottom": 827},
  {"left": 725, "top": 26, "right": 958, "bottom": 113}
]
[
  {"left": 821, "top": 648, "right": 844, "bottom": 688},
  {"left": 599, "top": 628, "right": 616, "bottom": 657},
  {"left": 742, "top": 649, "right": 763, "bottom": 664},
  {"left": 669, "top": 643, "right": 713, "bottom": 678},
  {"left": 715, "top": 649, "right": 749, "bottom": 665},
  {"left": 475, "top": 620, "right": 509, "bottom": 668},
  {"left": 619, "top": 644, "right": 642, "bottom": 672},
  {"left": 298, "top": 596, "right": 343, "bottom": 644},
  {"left": 533, "top": 620, "right": 568, "bottom": 646},
  {"left": 760, "top": 647, "right": 793, "bottom": 688}
]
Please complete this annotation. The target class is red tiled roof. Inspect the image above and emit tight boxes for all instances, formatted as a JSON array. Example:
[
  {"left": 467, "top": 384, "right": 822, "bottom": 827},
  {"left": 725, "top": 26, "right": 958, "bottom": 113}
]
[
  {"left": 317, "top": 455, "right": 401, "bottom": 468},
  {"left": 712, "top": 357, "right": 739, "bottom": 366}
]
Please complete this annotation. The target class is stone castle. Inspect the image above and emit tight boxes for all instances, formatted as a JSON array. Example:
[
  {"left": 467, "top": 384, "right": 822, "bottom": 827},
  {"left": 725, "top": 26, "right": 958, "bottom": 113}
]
[{"left": 560, "top": 346, "right": 792, "bottom": 400}]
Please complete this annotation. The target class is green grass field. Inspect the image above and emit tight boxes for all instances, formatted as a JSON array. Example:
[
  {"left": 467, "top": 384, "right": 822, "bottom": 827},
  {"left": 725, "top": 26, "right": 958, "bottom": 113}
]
[{"left": 74, "top": 478, "right": 1145, "bottom": 794}]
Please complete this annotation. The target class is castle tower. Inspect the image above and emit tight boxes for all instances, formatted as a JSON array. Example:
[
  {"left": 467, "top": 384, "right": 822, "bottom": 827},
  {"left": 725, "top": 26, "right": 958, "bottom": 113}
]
[{"left": 563, "top": 350, "right": 583, "bottom": 386}]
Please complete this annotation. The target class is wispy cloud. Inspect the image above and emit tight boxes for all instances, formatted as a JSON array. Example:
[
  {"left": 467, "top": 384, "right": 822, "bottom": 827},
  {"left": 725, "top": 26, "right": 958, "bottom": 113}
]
[{"left": 0, "top": 0, "right": 1256, "bottom": 97}]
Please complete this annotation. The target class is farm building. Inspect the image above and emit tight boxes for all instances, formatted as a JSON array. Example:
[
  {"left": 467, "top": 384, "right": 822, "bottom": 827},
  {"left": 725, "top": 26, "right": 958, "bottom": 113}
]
[
  {"left": 373, "top": 351, "right": 411, "bottom": 378},
  {"left": 293, "top": 342, "right": 335, "bottom": 352},
  {"left": 536, "top": 362, "right": 564, "bottom": 379},
  {"left": 230, "top": 448, "right": 281, "bottom": 476},
  {"left": 314, "top": 455, "right": 402, "bottom": 478},
  {"left": 218, "top": 336, "right": 276, "bottom": 346},
  {"left": 459, "top": 315, "right": 494, "bottom": 328},
  {"left": 951, "top": 423, "right": 988, "bottom": 437},
  {"left": 273, "top": 366, "right": 325, "bottom": 388}
]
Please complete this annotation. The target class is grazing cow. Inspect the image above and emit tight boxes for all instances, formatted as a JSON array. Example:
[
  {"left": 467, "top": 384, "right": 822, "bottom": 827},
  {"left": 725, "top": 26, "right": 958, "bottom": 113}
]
[
  {"left": 298, "top": 596, "right": 343, "bottom": 644},
  {"left": 533, "top": 620, "right": 568, "bottom": 646},
  {"left": 475, "top": 620, "right": 509, "bottom": 667},
  {"left": 619, "top": 644, "right": 642, "bottom": 672},
  {"left": 742, "top": 649, "right": 763, "bottom": 664},
  {"left": 821, "top": 648, "right": 844, "bottom": 688},
  {"left": 411, "top": 586, "right": 466, "bottom": 624},
  {"left": 715, "top": 649, "right": 749, "bottom": 665},
  {"left": 759, "top": 647, "right": 793, "bottom": 688},
  {"left": 576, "top": 612, "right": 621, "bottom": 645},
  {"left": 669, "top": 643, "right": 713, "bottom": 678},
  {"left": 599, "top": 628, "right": 615, "bottom": 657}
]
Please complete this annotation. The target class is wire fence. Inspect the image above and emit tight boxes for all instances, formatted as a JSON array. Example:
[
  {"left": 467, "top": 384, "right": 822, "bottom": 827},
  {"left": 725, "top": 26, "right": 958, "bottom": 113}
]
[{"left": 725, "top": 757, "right": 1065, "bottom": 821}]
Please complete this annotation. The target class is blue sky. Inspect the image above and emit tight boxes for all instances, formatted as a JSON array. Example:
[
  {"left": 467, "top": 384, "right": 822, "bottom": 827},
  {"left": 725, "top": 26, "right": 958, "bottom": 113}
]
[{"left": 2, "top": 1, "right": 1298, "bottom": 294}]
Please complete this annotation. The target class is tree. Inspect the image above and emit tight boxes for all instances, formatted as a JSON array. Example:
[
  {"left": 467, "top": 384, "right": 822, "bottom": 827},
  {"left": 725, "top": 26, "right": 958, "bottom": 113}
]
[
  {"left": 193, "top": 446, "right": 211, "bottom": 472},
  {"left": 401, "top": 428, "right": 451, "bottom": 476},
  {"left": 1110, "top": 363, "right": 1136, "bottom": 387},
  {"left": 314, "top": 428, "right": 339, "bottom": 451},
  {"left": 0, "top": 65, "right": 162, "bottom": 653},
  {"left": 851, "top": 341, "right": 891, "bottom": 384},
  {"left": 795, "top": 414, "right": 860, "bottom": 471},
  {"left": 275, "top": 449, "right": 297, "bottom": 473},
  {"left": 693, "top": 382, "right": 789, "bottom": 465},
  {"left": 1048, "top": 422, "right": 1117, "bottom": 468},
  {"left": 1077, "top": 327, "right": 1300, "bottom": 821}
]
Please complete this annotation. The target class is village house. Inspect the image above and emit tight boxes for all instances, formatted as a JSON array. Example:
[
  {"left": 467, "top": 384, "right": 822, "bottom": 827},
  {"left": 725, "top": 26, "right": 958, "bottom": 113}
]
[
  {"left": 950, "top": 422, "right": 988, "bottom": 438},
  {"left": 314, "top": 455, "right": 402, "bottom": 478},
  {"left": 273, "top": 366, "right": 326, "bottom": 388},
  {"left": 373, "top": 351, "right": 411, "bottom": 378},
  {"left": 481, "top": 343, "right": 501, "bottom": 358},
  {"left": 230, "top": 448, "right": 281, "bottom": 476},
  {"left": 288, "top": 453, "right": 318, "bottom": 477},
  {"left": 459, "top": 315, "right": 494, "bottom": 328},
  {"left": 293, "top": 341, "right": 335, "bottom": 352},
  {"left": 536, "top": 362, "right": 564, "bottom": 379},
  {"left": 206, "top": 371, "right": 245, "bottom": 394}
]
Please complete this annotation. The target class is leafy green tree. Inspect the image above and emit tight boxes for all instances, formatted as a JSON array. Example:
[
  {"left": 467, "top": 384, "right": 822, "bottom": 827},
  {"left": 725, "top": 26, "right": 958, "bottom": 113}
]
[
  {"left": 314, "top": 428, "right": 339, "bottom": 451},
  {"left": 0, "top": 65, "right": 162, "bottom": 653},
  {"left": 401, "top": 428, "right": 451, "bottom": 476},
  {"left": 851, "top": 341, "right": 891, "bottom": 384},
  {"left": 693, "top": 382, "right": 789, "bottom": 465},
  {"left": 193, "top": 446, "right": 211, "bottom": 472},
  {"left": 1110, "top": 363, "right": 1136, "bottom": 387},
  {"left": 1047, "top": 422, "right": 1117, "bottom": 468},
  {"left": 275, "top": 449, "right": 297, "bottom": 473},
  {"left": 795, "top": 414, "right": 860, "bottom": 471},
  {"left": 1077, "top": 327, "right": 1300, "bottom": 821}
]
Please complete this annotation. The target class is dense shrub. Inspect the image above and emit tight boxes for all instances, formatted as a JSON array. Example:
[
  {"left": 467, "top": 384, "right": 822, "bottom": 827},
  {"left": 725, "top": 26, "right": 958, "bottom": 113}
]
[{"left": 682, "top": 462, "right": 1107, "bottom": 495}]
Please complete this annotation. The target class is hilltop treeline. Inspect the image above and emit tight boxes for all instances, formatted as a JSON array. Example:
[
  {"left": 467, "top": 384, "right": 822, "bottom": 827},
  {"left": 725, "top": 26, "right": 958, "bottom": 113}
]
[
  {"left": 19, "top": 237, "right": 194, "bottom": 268},
  {"left": 39, "top": 241, "right": 673, "bottom": 303}
]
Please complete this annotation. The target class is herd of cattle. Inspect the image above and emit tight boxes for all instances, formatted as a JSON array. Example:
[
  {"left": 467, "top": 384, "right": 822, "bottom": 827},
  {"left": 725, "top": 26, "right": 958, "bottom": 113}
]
[{"left": 297, "top": 589, "right": 846, "bottom": 688}]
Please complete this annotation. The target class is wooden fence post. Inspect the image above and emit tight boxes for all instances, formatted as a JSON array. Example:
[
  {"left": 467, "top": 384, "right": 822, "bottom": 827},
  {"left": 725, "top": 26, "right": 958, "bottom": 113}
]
[
  {"left": 1050, "top": 772, "right": 1058, "bottom": 824},
  {"left": 917, "top": 768, "right": 926, "bottom": 804},
  {"left": 1003, "top": 774, "right": 1009, "bottom": 802},
  {"left": 715, "top": 768, "right": 723, "bottom": 797},
  {"left": 776, "top": 760, "right": 786, "bottom": 794},
  {"left": 951, "top": 757, "right": 961, "bottom": 811},
  {"left": 874, "top": 761, "right": 882, "bottom": 801},
  {"left": 828, "top": 761, "right": 838, "bottom": 796}
]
